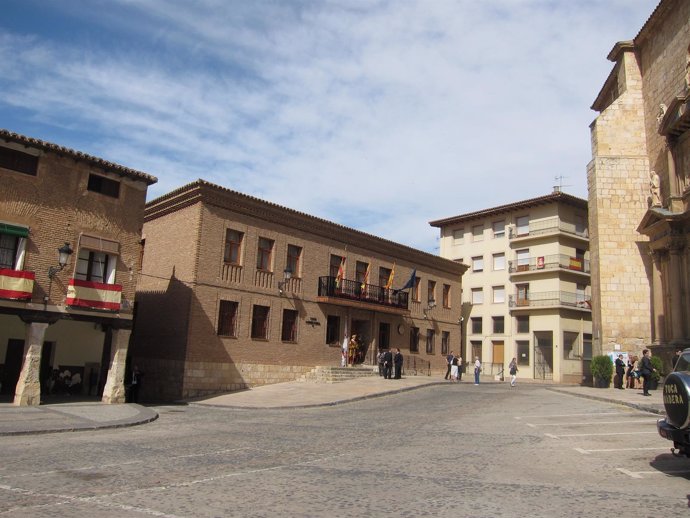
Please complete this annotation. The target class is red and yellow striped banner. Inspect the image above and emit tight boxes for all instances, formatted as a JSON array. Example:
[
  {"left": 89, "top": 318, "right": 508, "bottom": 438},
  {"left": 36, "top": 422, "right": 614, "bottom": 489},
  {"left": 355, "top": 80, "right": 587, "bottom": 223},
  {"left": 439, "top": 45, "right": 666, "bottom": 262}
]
[
  {"left": 0, "top": 269, "right": 35, "bottom": 300},
  {"left": 66, "top": 278, "right": 122, "bottom": 311}
]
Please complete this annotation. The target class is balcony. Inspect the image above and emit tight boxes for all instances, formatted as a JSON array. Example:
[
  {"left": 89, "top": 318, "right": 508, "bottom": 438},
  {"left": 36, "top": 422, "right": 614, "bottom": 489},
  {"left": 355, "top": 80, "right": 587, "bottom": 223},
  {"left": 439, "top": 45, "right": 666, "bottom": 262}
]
[
  {"left": 66, "top": 278, "right": 122, "bottom": 311},
  {"left": 509, "top": 291, "right": 591, "bottom": 310},
  {"left": 0, "top": 269, "right": 35, "bottom": 300},
  {"left": 509, "top": 217, "right": 588, "bottom": 241},
  {"left": 508, "top": 254, "right": 590, "bottom": 275},
  {"left": 317, "top": 276, "right": 409, "bottom": 313}
]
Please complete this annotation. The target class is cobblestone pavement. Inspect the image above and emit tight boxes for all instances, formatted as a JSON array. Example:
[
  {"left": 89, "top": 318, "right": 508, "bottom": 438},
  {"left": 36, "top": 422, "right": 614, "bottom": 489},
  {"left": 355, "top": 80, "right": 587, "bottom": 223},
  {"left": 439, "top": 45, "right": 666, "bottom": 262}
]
[{"left": 0, "top": 383, "right": 687, "bottom": 518}]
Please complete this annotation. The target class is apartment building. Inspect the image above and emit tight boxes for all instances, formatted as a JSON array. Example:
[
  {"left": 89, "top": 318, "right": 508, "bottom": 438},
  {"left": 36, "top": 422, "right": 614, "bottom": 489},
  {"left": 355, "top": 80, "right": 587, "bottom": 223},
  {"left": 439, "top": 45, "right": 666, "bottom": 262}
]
[
  {"left": 0, "top": 130, "right": 157, "bottom": 405},
  {"left": 132, "top": 180, "right": 466, "bottom": 401},
  {"left": 430, "top": 190, "right": 592, "bottom": 383},
  {"left": 589, "top": 0, "right": 690, "bottom": 363}
]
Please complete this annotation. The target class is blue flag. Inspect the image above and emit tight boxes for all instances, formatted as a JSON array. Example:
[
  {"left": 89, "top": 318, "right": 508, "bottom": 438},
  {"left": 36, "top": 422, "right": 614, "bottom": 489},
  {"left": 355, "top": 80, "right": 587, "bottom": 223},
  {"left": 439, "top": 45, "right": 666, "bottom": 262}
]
[{"left": 399, "top": 269, "right": 416, "bottom": 291}]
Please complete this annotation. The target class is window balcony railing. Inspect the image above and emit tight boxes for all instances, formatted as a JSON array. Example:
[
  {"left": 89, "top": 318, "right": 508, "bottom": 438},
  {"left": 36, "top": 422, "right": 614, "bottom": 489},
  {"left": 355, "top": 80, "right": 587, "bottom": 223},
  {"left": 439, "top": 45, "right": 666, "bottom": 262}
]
[
  {"left": 318, "top": 276, "right": 409, "bottom": 310},
  {"left": 509, "top": 291, "right": 591, "bottom": 309},
  {"left": 509, "top": 217, "right": 588, "bottom": 240},
  {"left": 66, "top": 278, "right": 122, "bottom": 311},
  {"left": 0, "top": 268, "right": 35, "bottom": 300},
  {"left": 508, "top": 254, "right": 590, "bottom": 274}
]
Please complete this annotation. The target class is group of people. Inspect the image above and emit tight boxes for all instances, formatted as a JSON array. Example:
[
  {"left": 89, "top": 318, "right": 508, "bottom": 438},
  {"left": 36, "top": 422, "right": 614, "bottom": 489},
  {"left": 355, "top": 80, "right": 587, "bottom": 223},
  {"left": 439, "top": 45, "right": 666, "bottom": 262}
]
[
  {"left": 444, "top": 351, "right": 464, "bottom": 382},
  {"left": 615, "top": 348, "right": 658, "bottom": 396},
  {"left": 377, "top": 348, "right": 403, "bottom": 379}
]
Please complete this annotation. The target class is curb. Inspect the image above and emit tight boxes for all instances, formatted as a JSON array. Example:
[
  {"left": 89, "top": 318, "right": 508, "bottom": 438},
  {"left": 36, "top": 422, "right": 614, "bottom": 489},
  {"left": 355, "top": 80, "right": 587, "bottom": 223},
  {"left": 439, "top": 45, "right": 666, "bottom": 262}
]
[{"left": 546, "top": 387, "right": 665, "bottom": 416}]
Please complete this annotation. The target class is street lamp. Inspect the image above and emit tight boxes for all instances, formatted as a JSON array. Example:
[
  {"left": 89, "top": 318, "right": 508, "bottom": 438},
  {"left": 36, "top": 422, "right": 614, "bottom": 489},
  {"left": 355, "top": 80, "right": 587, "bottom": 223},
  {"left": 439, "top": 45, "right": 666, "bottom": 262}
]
[
  {"left": 48, "top": 242, "right": 73, "bottom": 279},
  {"left": 278, "top": 267, "right": 293, "bottom": 294}
]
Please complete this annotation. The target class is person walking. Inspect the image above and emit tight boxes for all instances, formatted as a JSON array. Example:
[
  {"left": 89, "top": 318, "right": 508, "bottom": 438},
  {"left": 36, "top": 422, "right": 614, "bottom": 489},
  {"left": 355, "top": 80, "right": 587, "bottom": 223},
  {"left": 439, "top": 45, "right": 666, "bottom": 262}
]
[
  {"left": 393, "top": 348, "right": 403, "bottom": 379},
  {"left": 614, "top": 354, "right": 626, "bottom": 390},
  {"left": 444, "top": 351, "right": 454, "bottom": 380},
  {"left": 639, "top": 349, "right": 656, "bottom": 396},
  {"left": 508, "top": 357, "right": 518, "bottom": 387},
  {"left": 474, "top": 357, "right": 481, "bottom": 385},
  {"left": 377, "top": 350, "right": 385, "bottom": 376},
  {"left": 450, "top": 355, "right": 459, "bottom": 382},
  {"left": 383, "top": 349, "right": 393, "bottom": 379},
  {"left": 456, "top": 355, "right": 463, "bottom": 381}
]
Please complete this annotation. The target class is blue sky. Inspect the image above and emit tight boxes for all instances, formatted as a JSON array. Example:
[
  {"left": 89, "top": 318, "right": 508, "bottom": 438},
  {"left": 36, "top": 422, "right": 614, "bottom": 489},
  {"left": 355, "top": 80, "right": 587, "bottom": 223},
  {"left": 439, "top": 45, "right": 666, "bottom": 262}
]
[{"left": 0, "top": 0, "right": 657, "bottom": 252}]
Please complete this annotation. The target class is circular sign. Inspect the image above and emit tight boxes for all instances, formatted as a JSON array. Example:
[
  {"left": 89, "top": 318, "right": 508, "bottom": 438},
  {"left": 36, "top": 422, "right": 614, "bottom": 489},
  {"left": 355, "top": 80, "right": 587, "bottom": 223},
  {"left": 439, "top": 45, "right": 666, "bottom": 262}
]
[
  {"left": 663, "top": 372, "right": 690, "bottom": 429},
  {"left": 397, "top": 324, "right": 405, "bottom": 335}
]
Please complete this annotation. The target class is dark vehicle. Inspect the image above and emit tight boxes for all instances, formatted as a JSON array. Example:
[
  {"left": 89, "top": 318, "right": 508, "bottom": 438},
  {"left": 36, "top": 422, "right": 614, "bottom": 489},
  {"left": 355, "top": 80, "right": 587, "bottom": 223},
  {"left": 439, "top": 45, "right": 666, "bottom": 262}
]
[{"left": 657, "top": 348, "right": 690, "bottom": 456}]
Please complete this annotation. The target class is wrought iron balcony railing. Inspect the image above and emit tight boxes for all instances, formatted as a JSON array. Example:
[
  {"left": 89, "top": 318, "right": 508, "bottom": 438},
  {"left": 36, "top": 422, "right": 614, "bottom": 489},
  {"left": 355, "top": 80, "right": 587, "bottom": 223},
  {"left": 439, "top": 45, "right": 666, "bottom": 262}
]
[
  {"left": 318, "top": 276, "right": 409, "bottom": 310},
  {"left": 508, "top": 254, "right": 590, "bottom": 274},
  {"left": 509, "top": 291, "right": 591, "bottom": 309},
  {"left": 66, "top": 278, "right": 122, "bottom": 311}
]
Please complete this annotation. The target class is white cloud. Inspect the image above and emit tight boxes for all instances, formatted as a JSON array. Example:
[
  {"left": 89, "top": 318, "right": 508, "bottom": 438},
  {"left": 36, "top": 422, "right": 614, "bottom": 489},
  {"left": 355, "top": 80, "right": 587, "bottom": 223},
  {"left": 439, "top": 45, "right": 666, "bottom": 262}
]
[{"left": 0, "top": 0, "right": 657, "bottom": 252}]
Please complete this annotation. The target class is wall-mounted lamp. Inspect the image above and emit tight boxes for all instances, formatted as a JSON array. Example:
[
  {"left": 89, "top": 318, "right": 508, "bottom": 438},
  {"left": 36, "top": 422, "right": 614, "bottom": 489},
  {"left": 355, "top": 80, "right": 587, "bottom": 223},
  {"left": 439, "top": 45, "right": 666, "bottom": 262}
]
[
  {"left": 426, "top": 298, "right": 437, "bottom": 310},
  {"left": 278, "top": 267, "right": 293, "bottom": 294},
  {"left": 48, "top": 242, "right": 73, "bottom": 279}
]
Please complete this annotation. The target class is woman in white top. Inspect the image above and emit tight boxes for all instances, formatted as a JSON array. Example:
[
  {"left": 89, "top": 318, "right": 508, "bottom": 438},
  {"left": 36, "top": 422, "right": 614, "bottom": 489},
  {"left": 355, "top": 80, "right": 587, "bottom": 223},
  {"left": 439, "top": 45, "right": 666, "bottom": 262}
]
[{"left": 474, "top": 357, "right": 481, "bottom": 385}]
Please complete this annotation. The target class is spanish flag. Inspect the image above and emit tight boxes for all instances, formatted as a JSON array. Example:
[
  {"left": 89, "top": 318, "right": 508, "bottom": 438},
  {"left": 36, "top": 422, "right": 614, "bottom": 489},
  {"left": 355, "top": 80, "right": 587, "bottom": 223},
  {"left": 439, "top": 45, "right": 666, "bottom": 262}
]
[
  {"left": 335, "top": 257, "right": 345, "bottom": 288},
  {"left": 384, "top": 263, "right": 395, "bottom": 290},
  {"left": 360, "top": 263, "right": 370, "bottom": 291}
]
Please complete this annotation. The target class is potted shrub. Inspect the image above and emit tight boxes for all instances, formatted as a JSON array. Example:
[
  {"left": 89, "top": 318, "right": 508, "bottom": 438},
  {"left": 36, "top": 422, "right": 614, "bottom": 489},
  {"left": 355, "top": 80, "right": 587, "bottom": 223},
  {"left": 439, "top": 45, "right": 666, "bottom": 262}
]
[
  {"left": 591, "top": 355, "right": 613, "bottom": 388},
  {"left": 649, "top": 355, "right": 664, "bottom": 390}
]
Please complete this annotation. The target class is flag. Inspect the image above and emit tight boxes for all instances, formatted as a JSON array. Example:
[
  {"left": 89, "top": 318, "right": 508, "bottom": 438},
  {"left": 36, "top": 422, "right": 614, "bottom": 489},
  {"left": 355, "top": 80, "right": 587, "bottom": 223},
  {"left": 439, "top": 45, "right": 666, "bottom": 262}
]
[
  {"left": 334, "top": 257, "right": 345, "bottom": 288},
  {"left": 399, "top": 268, "right": 416, "bottom": 290},
  {"left": 384, "top": 263, "right": 395, "bottom": 290},
  {"left": 360, "top": 263, "right": 370, "bottom": 291}
]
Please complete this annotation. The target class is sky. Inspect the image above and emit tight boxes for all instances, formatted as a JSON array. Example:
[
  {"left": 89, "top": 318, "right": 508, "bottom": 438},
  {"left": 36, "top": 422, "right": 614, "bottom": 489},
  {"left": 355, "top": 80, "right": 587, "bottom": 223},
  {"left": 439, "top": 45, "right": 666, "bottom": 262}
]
[{"left": 0, "top": 0, "right": 658, "bottom": 253}]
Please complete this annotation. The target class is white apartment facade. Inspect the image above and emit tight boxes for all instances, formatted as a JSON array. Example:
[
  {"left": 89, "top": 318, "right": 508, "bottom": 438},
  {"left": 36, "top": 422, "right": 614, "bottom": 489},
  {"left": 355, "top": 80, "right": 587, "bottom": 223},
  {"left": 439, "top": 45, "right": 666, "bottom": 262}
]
[{"left": 430, "top": 190, "right": 592, "bottom": 383}]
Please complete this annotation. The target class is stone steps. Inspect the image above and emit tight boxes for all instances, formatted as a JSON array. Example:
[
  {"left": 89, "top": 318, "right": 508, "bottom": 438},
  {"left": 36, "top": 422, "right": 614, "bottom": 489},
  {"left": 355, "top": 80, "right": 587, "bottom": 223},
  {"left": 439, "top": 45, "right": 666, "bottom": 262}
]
[{"left": 298, "top": 366, "right": 378, "bottom": 383}]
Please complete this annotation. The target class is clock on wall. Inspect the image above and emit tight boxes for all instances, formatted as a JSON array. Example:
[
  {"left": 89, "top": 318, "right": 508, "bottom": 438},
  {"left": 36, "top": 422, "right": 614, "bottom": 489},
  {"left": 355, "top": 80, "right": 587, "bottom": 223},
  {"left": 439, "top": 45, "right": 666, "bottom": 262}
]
[{"left": 397, "top": 324, "right": 405, "bottom": 335}]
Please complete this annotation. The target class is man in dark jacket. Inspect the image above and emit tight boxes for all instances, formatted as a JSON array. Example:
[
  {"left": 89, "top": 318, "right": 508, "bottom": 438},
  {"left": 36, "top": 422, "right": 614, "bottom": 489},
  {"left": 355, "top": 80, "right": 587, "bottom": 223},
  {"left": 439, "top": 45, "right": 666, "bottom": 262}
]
[
  {"left": 614, "top": 354, "right": 626, "bottom": 390},
  {"left": 444, "top": 351, "right": 454, "bottom": 380},
  {"left": 393, "top": 348, "right": 403, "bottom": 379},
  {"left": 383, "top": 349, "right": 393, "bottom": 379},
  {"left": 639, "top": 349, "right": 656, "bottom": 396}
]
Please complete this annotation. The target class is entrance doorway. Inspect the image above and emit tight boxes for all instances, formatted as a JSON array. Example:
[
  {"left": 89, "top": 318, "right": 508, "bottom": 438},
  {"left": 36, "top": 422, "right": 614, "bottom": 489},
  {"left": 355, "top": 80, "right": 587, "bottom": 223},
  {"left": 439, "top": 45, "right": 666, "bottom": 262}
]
[
  {"left": 351, "top": 319, "right": 371, "bottom": 364},
  {"left": 534, "top": 331, "right": 553, "bottom": 380},
  {"left": 1, "top": 339, "right": 24, "bottom": 396}
]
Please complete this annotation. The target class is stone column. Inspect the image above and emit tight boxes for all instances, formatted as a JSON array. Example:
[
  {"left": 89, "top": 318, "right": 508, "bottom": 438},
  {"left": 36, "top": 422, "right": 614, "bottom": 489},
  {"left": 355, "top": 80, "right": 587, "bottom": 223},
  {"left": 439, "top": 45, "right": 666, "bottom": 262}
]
[
  {"left": 14, "top": 322, "right": 50, "bottom": 406},
  {"left": 101, "top": 327, "right": 131, "bottom": 404},
  {"left": 650, "top": 251, "right": 664, "bottom": 343},
  {"left": 669, "top": 245, "right": 684, "bottom": 342}
]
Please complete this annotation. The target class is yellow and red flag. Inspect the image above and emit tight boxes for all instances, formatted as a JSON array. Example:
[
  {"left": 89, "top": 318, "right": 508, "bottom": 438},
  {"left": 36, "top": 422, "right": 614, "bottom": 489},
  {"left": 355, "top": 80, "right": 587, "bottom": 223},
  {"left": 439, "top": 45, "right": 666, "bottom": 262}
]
[
  {"left": 385, "top": 263, "right": 395, "bottom": 290},
  {"left": 335, "top": 257, "right": 345, "bottom": 288},
  {"left": 360, "top": 263, "right": 370, "bottom": 291}
]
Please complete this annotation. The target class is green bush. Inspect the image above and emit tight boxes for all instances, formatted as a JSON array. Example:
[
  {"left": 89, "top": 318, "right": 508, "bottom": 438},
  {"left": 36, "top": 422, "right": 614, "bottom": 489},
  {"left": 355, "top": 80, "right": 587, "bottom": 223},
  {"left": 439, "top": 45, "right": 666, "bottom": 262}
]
[
  {"left": 650, "top": 355, "right": 664, "bottom": 381},
  {"left": 591, "top": 355, "right": 613, "bottom": 387}
]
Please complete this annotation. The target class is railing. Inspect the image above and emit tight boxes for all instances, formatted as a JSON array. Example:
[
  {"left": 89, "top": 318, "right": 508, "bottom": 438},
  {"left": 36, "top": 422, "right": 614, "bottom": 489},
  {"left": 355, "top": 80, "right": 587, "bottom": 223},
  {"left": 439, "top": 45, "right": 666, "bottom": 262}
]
[
  {"left": 404, "top": 356, "right": 431, "bottom": 376},
  {"left": 508, "top": 254, "right": 590, "bottom": 274},
  {"left": 66, "top": 278, "right": 122, "bottom": 311},
  {"left": 509, "top": 217, "right": 588, "bottom": 239},
  {"left": 509, "top": 291, "right": 591, "bottom": 309},
  {"left": 0, "top": 268, "right": 35, "bottom": 300},
  {"left": 318, "top": 276, "right": 409, "bottom": 310}
]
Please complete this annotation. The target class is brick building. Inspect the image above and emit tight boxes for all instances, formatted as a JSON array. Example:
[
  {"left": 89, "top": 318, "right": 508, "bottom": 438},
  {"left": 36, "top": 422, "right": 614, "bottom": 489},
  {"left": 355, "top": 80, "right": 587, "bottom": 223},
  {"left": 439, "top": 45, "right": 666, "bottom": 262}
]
[
  {"left": 430, "top": 190, "right": 592, "bottom": 384},
  {"left": 0, "top": 130, "right": 157, "bottom": 405},
  {"left": 589, "top": 0, "right": 690, "bottom": 363},
  {"left": 132, "top": 180, "right": 466, "bottom": 401}
]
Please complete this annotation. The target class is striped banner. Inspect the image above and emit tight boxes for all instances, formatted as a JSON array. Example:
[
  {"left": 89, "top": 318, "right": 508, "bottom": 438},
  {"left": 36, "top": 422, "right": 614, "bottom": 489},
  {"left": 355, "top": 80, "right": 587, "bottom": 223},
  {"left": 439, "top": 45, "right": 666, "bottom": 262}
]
[
  {"left": 66, "top": 278, "right": 122, "bottom": 311},
  {"left": 0, "top": 269, "right": 35, "bottom": 300}
]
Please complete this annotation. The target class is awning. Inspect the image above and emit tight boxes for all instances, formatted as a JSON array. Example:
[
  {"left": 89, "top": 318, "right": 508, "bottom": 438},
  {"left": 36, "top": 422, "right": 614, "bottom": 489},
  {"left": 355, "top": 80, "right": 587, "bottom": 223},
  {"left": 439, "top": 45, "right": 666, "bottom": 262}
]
[{"left": 0, "top": 223, "right": 29, "bottom": 237}]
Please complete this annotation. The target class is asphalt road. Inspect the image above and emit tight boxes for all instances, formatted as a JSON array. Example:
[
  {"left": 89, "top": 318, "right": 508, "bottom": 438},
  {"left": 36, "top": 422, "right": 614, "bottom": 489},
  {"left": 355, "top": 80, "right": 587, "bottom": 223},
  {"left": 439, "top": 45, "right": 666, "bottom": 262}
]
[{"left": 1, "top": 384, "right": 688, "bottom": 517}]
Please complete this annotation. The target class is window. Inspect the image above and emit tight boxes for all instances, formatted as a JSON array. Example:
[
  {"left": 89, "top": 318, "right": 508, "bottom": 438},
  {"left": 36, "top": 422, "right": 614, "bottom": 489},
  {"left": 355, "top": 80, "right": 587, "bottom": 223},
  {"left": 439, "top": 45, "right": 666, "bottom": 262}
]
[
  {"left": 516, "top": 283, "right": 529, "bottom": 305},
  {"left": 472, "top": 224, "right": 484, "bottom": 242},
  {"left": 224, "top": 229, "right": 244, "bottom": 264},
  {"left": 516, "top": 249, "right": 529, "bottom": 271},
  {"left": 379, "top": 323, "right": 390, "bottom": 350},
  {"left": 217, "top": 300, "right": 238, "bottom": 337},
  {"left": 379, "top": 267, "right": 392, "bottom": 288},
  {"left": 441, "top": 331, "right": 450, "bottom": 355},
  {"left": 326, "top": 315, "right": 340, "bottom": 345},
  {"left": 563, "top": 331, "right": 579, "bottom": 360},
  {"left": 427, "top": 280, "right": 436, "bottom": 305},
  {"left": 517, "top": 341, "right": 530, "bottom": 366},
  {"left": 356, "top": 261, "right": 369, "bottom": 284},
  {"left": 471, "top": 317, "right": 482, "bottom": 334},
  {"left": 413, "top": 276, "right": 421, "bottom": 302},
  {"left": 516, "top": 216, "right": 529, "bottom": 236},
  {"left": 286, "top": 245, "right": 302, "bottom": 277},
  {"left": 410, "top": 327, "right": 420, "bottom": 353},
  {"left": 256, "top": 237, "right": 274, "bottom": 271},
  {"left": 426, "top": 329, "right": 435, "bottom": 354},
  {"left": 471, "top": 288, "right": 483, "bottom": 304},
  {"left": 87, "top": 173, "right": 120, "bottom": 198},
  {"left": 75, "top": 249, "right": 115, "bottom": 284},
  {"left": 472, "top": 256, "right": 484, "bottom": 272},
  {"left": 492, "top": 316, "right": 504, "bottom": 334},
  {"left": 330, "top": 255, "right": 344, "bottom": 277},
  {"left": 516, "top": 315, "right": 529, "bottom": 333},
  {"left": 471, "top": 341, "right": 482, "bottom": 362},
  {"left": 442, "top": 284, "right": 451, "bottom": 308},
  {"left": 0, "top": 224, "right": 28, "bottom": 270},
  {"left": 583, "top": 333, "right": 593, "bottom": 360},
  {"left": 492, "top": 253, "right": 505, "bottom": 271},
  {"left": 452, "top": 228, "right": 464, "bottom": 244},
  {"left": 492, "top": 286, "right": 505, "bottom": 304},
  {"left": 492, "top": 220, "right": 505, "bottom": 238},
  {"left": 0, "top": 146, "right": 38, "bottom": 176},
  {"left": 251, "top": 305, "right": 270, "bottom": 339},
  {"left": 281, "top": 309, "right": 298, "bottom": 342}
]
